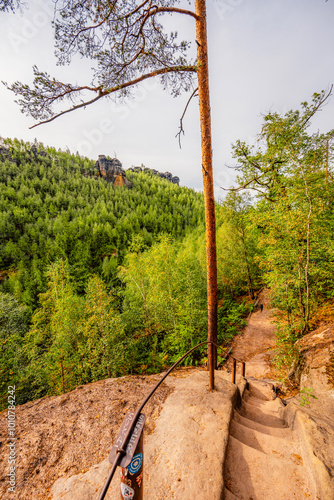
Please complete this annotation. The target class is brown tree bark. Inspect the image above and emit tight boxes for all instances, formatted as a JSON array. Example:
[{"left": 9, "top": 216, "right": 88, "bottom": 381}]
[{"left": 195, "top": 0, "right": 218, "bottom": 390}]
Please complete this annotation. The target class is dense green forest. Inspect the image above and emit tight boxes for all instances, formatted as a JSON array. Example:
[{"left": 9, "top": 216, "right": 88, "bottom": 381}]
[
  {"left": 1, "top": 91, "right": 333, "bottom": 410},
  {"left": 0, "top": 138, "right": 204, "bottom": 308},
  {"left": 0, "top": 138, "right": 255, "bottom": 408}
]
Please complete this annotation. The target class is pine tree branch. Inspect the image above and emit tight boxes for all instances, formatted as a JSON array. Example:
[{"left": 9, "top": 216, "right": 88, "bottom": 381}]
[
  {"left": 29, "top": 65, "right": 197, "bottom": 129},
  {"left": 68, "top": 4, "right": 198, "bottom": 51},
  {"left": 124, "top": 1, "right": 151, "bottom": 19},
  {"left": 67, "top": 7, "right": 116, "bottom": 51},
  {"left": 147, "top": 7, "right": 199, "bottom": 21}
]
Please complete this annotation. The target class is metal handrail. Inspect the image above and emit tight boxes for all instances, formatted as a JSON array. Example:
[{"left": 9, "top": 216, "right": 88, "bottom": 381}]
[
  {"left": 98, "top": 340, "right": 236, "bottom": 499},
  {"left": 230, "top": 357, "right": 246, "bottom": 383}
]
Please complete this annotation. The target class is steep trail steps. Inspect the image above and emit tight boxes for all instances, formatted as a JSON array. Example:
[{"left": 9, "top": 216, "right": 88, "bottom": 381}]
[{"left": 224, "top": 378, "right": 312, "bottom": 499}]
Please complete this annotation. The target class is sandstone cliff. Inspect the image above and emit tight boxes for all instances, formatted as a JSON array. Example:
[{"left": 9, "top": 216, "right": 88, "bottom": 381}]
[
  {"left": 94, "top": 155, "right": 132, "bottom": 188},
  {"left": 94, "top": 156, "right": 181, "bottom": 188}
]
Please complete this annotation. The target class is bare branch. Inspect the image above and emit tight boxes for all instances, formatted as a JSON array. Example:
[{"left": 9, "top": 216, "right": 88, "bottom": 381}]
[
  {"left": 254, "top": 176, "right": 270, "bottom": 187},
  {"left": 301, "top": 84, "right": 333, "bottom": 128},
  {"left": 221, "top": 182, "right": 275, "bottom": 202},
  {"left": 175, "top": 87, "right": 198, "bottom": 148},
  {"left": 221, "top": 171, "right": 270, "bottom": 194},
  {"left": 221, "top": 176, "right": 260, "bottom": 192}
]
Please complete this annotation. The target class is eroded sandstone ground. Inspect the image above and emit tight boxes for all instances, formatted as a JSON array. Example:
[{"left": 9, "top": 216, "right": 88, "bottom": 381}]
[{"left": 0, "top": 372, "right": 174, "bottom": 499}]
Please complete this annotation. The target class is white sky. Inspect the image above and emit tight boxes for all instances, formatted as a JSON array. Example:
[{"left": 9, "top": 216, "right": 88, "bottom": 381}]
[{"left": 0, "top": 0, "right": 333, "bottom": 199}]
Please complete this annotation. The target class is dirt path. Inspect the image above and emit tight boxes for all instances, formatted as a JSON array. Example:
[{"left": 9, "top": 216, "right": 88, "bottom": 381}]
[
  {"left": 222, "top": 296, "right": 318, "bottom": 498},
  {"left": 224, "top": 289, "right": 277, "bottom": 380}
]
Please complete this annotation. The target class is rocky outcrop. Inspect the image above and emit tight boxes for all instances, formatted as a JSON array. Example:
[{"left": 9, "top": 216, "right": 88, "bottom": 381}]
[
  {"left": 0, "top": 146, "right": 10, "bottom": 160},
  {"left": 94, "top": 157, "right": 180, "bottom": 187},
  {"left": 287, "top": 323, "right": 334, "bottom": 415},
  {"left": 30, "top": 145, "right": 49, "bottom": 159},
  {"left": 278, "top": 323, "right": 334, "bottom": 499},
  {"left": 127, "top": 165, "right": 180, "bottom": 185},
  {"left": 0, "top": 144, "right": 49, "bottom": 164},
  {"left": 0, "top": 145, "right": 17, "bottom": 165},
  {"left": 94, "top": 155, "right": 132, "bottom": 188}
]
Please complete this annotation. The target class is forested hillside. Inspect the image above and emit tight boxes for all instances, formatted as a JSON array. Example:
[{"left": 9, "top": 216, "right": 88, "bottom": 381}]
[
  {"left": 1, "top": 92, "right": 333, "bottom": 411},
  {"left": 0, "top": 138, "right": 204, "bottom": 307},
  {"left": 0, "top": 138, "right": 252, "bottom": 408}
]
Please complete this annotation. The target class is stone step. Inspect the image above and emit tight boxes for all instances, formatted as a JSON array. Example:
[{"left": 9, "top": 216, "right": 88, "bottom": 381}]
[
  {"left": 243, "top": 389, "right": 283, "bottom": 407},
  {"left": 224, "top": 435, "right": 311, "bottom": 499},
  {"left": 241, "top": 398, "right": 284, "bottom": 417},
  {"left": 243, "top": 392, "right": 282, "bottom": 410},
  {"left": 230, "top": 420, "right": 300, "bottom": 460},
  {"left": 233, "top": 410, "right": 293, "bottom": 438},
  {"left": 243, "top": 391, "right": 269, "bottom": 407},
  {"left": 235, "top": 405, "right": 287, "bottom": 428},
  {"left": 223, "top": 486, "right": 239, "bottom": 499},
  {"left": 247, "top": 378, "right": 277, "bottom": 401},
  {"left": 235, "top": 402, "right": 288, "bottom": 428}
]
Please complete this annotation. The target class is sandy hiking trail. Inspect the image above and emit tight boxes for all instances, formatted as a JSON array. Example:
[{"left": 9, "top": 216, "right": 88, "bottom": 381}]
[{"left": 224, "top": 289, "right": 277, "bottom": 380}]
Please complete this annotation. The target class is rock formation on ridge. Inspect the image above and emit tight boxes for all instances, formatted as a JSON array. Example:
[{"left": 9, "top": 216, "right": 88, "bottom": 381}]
[
  {"left": 127, "top": 165, "right": 180, "bottom": 185},
  {"left": 94, "top": 155, "right": 132, "bottom": 188}
]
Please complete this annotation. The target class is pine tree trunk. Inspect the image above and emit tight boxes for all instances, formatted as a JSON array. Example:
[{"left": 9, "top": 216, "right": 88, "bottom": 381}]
[{"left": 195, "top": 0, "right": 217, "bottom": 390}]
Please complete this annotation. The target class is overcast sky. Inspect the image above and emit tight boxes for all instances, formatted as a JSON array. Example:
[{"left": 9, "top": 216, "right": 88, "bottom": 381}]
[{"left": 0, "top": 0, "right": 333, "bottom": 199}]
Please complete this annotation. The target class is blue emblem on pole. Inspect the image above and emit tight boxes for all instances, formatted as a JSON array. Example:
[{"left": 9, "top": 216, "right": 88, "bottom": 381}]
[{"left": 127, "top": 453, "right": 143, "bottom": 475}]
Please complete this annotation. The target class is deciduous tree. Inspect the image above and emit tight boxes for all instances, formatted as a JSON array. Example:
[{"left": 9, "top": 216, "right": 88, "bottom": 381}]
[{"left": 230, "top": 89, "right": 334, "bottom": 332}]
